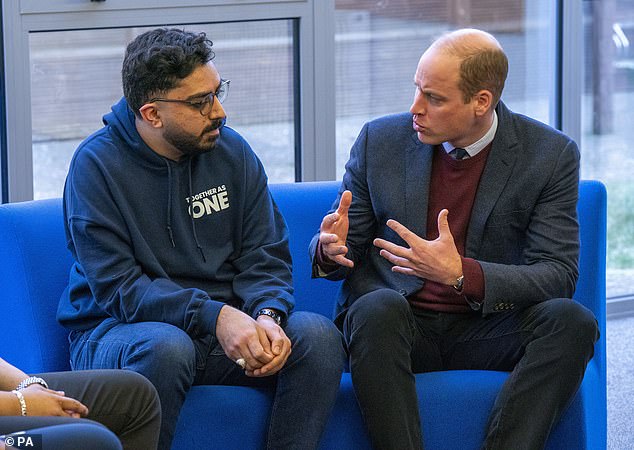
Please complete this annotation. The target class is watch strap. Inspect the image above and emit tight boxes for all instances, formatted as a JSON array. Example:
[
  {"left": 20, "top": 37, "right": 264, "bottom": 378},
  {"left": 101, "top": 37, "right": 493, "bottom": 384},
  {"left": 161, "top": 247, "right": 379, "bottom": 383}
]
[
  {"left": 257, "top": 308, "right": 282, "bottom": 326},
  {"left": 17, "top": 376, "right": 49, "bottom": 391}
]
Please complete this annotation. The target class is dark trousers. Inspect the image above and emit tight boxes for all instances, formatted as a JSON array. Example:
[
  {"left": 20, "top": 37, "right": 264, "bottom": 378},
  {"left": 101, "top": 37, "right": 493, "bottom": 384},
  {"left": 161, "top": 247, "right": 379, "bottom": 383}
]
[
  {"left": 343, "top": 289, "right": 599, "bottom": 450},
  {"left": 0, "top": 369, "right": 161, "bottom": 450}
]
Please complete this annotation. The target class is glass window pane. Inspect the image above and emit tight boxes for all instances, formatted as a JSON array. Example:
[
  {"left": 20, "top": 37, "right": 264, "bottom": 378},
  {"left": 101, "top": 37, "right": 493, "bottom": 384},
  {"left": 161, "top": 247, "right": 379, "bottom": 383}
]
[
  {"left": 30, "top": 20, "right": 296, "bottom": 200},
  {"left": 334, "top": 1, "right": 556, "bottom": 178},
  {"left": 581, "top": 0, "right": 634, "bottom": 299}
]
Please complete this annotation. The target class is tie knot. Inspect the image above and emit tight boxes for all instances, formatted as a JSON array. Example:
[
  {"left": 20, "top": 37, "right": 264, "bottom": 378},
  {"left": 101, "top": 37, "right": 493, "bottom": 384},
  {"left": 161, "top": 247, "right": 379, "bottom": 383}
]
[{"left": 451, "top": 147, "right": 469, "bottom": 160}]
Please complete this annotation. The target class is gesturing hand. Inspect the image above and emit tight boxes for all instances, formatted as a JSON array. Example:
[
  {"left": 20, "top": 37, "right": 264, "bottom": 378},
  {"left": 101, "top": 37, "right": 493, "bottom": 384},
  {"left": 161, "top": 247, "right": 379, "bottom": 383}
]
[
  {"left": 373, "top": 209, "right": 463, "bottom": 285},
  {"left": 21, "top": 384, "right": 89, "bottom": 418},
  {"left": 318, "top": 190, "right": 354, "bottom": 268}
]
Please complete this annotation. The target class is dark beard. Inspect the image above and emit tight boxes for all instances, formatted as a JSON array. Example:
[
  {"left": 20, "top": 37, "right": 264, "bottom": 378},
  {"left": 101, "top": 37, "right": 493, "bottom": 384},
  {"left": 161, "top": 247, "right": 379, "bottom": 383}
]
[{"left": 163, "top": 117, "right": 226, "bottom": 157}]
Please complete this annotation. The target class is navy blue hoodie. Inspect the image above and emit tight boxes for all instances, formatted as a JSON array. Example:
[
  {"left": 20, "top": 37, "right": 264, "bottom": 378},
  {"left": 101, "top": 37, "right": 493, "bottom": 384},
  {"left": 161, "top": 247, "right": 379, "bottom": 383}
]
[{"left": 57, "top": 98, "right": 294, "bottom": 338}]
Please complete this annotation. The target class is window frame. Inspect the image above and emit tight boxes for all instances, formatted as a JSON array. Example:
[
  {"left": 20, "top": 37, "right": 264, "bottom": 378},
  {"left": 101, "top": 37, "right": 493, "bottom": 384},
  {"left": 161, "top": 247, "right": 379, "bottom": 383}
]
[{"left": 1, "top": 0, "right": 337, "bottom": 202}]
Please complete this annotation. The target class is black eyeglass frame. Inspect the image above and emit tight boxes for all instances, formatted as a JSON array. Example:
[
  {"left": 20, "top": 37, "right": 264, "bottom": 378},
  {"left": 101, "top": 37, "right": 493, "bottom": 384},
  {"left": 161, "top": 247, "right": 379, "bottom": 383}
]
[{"left": 146, "top": 79, "right": 230, "bottom": 116}]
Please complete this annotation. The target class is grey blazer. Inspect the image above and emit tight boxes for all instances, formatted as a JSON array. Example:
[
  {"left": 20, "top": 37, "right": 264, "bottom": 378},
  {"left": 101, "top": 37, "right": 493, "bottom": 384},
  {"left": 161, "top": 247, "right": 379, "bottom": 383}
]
[{"left": 310, "top": 101, "right": 580, "bottom": 318}]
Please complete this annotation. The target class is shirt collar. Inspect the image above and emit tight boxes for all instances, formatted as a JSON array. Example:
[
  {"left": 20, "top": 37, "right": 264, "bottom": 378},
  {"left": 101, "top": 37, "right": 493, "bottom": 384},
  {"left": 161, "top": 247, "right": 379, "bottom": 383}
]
[{"left": 442, "top": 110, "right": 498, "bottom": 158}]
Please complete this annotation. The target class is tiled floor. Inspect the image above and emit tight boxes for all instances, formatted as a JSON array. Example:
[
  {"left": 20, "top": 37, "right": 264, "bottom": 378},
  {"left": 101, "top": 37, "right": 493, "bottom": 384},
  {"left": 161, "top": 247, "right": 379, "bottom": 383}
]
[{"left": 607, "top": 313, "right": 634, "bottom": 449}]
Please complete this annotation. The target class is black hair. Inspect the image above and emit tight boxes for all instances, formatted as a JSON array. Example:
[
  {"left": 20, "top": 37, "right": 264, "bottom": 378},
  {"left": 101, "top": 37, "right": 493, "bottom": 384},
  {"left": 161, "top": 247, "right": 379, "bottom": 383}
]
[{"left": 122, "top": 28, "right": 215, "bottom": 115}]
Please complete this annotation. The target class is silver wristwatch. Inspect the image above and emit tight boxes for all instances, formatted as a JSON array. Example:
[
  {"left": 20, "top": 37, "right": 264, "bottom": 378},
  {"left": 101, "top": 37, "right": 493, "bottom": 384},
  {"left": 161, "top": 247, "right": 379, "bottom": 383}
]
[
  {"left": 257, "top": 308, "right": 282, "bottom": 326},
  {"left": 452, "top": 275, "right": 465, "bottom": 292},
  {"left": 17, "top": 376, "right": 49, "bottom": 391}
]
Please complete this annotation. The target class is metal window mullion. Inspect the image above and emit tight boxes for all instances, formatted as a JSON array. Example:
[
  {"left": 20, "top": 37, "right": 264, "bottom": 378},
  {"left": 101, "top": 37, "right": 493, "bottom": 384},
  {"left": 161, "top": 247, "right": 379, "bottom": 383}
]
[
  {"left": 557, "top": 0, "right": 583, "bottom": 142},
  {"left": 305, "top": 0, "right": 336, "bottom": 181},
  {"left": 3, "top": 1, "right": 35, "bottom": 202}
]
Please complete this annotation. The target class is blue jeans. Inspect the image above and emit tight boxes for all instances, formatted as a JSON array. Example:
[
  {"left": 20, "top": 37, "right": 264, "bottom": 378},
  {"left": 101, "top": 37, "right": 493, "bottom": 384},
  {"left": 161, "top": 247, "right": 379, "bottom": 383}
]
[
  {"left": 343, "top": 289, "right": 599, "bottom": 450},
  {"left": 69, "top": 311, "right": 346, "bottom": 450}
]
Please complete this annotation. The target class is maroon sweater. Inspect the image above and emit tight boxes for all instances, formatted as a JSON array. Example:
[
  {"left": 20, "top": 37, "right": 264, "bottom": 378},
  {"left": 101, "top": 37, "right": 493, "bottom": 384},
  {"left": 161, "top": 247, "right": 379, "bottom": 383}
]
[{"left": 408, "top": 145, "right": 490, "bottom": 313}]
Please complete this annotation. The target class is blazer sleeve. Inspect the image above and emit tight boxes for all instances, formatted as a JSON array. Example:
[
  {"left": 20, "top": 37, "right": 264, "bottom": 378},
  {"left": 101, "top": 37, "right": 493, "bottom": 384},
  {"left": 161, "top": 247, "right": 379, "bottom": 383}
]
[{"left": 310, "top": 121, "right": 378, "bottom": 280}]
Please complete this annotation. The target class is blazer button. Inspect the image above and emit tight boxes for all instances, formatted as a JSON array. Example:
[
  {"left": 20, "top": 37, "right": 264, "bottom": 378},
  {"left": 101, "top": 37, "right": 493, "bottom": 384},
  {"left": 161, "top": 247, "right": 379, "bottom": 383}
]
[{"left": 398, "top": 289, "right": 407, "bottom": 296}]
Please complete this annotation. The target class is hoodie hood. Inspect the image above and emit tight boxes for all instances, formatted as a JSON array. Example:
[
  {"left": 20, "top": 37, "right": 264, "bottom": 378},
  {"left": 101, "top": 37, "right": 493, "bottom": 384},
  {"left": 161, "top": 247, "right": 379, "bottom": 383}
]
[{"left": 104, "top": 97, "right": 171, "bottom": 168}]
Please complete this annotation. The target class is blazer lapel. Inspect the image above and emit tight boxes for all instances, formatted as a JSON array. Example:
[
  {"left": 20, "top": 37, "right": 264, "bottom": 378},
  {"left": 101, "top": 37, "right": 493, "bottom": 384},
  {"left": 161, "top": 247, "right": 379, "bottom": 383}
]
[{"left": 466, "top": 102, "right": 520, "bottom": 257}]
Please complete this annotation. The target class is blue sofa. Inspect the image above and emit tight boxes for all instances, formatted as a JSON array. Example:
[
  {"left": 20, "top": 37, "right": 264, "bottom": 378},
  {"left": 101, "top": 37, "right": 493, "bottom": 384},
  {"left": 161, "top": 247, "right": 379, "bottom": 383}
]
[{"left": 0, "top": 180, "right": 606, "bottom": 450}]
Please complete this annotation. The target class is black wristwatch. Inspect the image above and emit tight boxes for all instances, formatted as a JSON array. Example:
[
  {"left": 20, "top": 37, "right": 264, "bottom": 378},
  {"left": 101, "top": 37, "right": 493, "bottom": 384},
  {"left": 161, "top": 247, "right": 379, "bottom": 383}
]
[{"left": 257, "top": 308, "right": 282, "bottom": 326}]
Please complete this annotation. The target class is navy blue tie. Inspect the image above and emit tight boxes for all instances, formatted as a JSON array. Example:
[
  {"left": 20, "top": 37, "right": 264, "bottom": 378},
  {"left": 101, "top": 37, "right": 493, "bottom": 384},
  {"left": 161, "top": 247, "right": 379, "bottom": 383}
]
[{"left": 451, "top": 147, "right": 469, "bottom": 160}]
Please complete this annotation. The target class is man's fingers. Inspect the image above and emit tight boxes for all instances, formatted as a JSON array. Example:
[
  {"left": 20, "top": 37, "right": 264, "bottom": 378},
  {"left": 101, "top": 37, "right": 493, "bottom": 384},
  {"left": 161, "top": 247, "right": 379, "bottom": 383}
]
[
  {"left": 319, "top": 233, "right": 340, "bottom": 246},
  {"left": 332, "top": 254, "right": 354, "bottom": 268},
  {"left": 321, "top": 238, "right": 354, "bottom": 267},
  {"left": 374, "top": 237, "right": 408, "bottom": 258},
  {"left": 320, "top": 212, "right": 340, "bottom": 231},
  {"left": 336, "top": 190, "right": 352, "bottom": 216},
  {"left": 259, "top": 321, "right": 286, "bottom": 356},
  {"left": 249, "top": 359, "right": 280, "bottom": 377},
  {"left": 257, "top": 326, "right": 273, "bottom": 356},
  {"left": 392, "top": 266, "right": 416, "bottom": 276},
  {"left": 269, "top": 329, "right": 287, "bottom": 356},
  {"left": 324, "top": 244, "right": 349, "bottom": 257},
  {"left": 318, "top": 191, "right": 353, "bottom": 269},
  {"left": 437, "top": 209, "right": 452, "bottom": 238},
  {"left": 246, "top": 335, "right": 273, "bottom": 366},
  {"left": 378, "top": 249, "right": 411, "bottom": 267},
  {"left": 253, "top": 342, "right": 292, "bottom": 377},
  {"left": 386, "top": 219, "right": 419, "bottom": 247},
  {"left": 60, "top": 397, "right": 89, "bottom": 416},
  {"left": 254, "top": 356, "right": 285, "bottom": 377}
]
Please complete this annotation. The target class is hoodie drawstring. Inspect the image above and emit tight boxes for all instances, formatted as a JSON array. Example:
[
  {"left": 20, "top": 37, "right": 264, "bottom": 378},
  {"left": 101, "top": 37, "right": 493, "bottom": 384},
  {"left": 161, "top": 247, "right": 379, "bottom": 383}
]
[
  {"left": 165, "top": 161, "right": 176, "bottom": 248},
  {"left": 188, "top": 159, "right": 207, "bottom": 262},
  {"left": 163, "top": 157, "right": 206, "bottom": 262}
]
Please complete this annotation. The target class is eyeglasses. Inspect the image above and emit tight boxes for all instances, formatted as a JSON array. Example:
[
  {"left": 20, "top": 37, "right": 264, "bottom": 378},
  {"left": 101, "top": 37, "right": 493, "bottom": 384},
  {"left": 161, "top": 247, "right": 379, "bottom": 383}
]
[{"left": 147, "top": 79, "right": 230, "bottom": 116}]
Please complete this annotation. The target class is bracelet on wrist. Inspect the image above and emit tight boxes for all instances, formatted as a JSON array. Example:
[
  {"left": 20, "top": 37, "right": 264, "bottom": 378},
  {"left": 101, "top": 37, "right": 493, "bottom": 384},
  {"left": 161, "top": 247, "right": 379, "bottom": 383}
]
[
  {"left": 16, "top": 376, "right": 49, "bottom": 391},
  {"left": 11, "top": 390, "right": 27, "bottom": 416}
]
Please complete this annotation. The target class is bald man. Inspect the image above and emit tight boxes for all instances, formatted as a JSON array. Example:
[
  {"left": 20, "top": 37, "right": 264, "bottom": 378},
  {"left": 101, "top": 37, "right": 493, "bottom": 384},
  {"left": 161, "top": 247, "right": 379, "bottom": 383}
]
[{"left": 310, "top": 29, "right": 599, "bottom": 450}]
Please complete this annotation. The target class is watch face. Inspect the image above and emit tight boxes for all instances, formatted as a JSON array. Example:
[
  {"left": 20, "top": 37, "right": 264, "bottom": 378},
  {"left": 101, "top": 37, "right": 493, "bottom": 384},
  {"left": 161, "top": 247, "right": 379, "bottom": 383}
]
[{"left": 453, "top": 276, "right": 464, "bottom": 291}]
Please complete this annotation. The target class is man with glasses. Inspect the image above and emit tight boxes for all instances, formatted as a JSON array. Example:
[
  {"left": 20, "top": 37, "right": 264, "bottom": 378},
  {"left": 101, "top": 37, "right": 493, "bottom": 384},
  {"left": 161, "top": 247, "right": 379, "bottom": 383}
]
[{"left": 58, "top": 28, "right": 345, "bottom": 450}]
